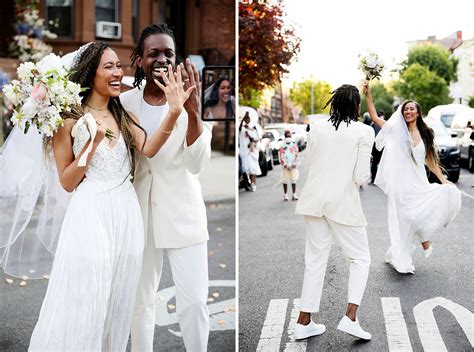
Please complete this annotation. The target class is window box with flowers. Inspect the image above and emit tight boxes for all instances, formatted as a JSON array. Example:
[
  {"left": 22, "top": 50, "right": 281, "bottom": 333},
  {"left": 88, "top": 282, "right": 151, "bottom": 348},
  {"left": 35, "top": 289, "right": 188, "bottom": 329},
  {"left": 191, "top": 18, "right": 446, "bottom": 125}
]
[{"left": 9, "top": 0, "right": 58, "bottom": 63}]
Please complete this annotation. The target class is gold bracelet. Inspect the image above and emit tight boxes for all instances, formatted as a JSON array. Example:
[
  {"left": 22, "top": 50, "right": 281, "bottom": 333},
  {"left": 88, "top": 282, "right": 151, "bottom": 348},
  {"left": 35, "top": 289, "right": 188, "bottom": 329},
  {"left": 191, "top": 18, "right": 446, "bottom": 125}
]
[{"left": 159, "top": 127, "right": 172, "bottom": 134}]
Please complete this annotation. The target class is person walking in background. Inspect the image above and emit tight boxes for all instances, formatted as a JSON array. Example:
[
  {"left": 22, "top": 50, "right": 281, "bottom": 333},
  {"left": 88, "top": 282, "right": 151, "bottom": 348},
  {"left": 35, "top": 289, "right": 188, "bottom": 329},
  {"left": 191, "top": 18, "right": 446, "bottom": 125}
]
[
  {"left": 247, "top": 139, "right": 261, "bottom": 191},
  {"left": 239, "top": 111, "right": 257, "bottom": 191},
  {"left": 279, "top": 129, "right": 300, "bottom": 201},
  {"left": 294, "top": 84, "right": 374, "bottom": 341}
]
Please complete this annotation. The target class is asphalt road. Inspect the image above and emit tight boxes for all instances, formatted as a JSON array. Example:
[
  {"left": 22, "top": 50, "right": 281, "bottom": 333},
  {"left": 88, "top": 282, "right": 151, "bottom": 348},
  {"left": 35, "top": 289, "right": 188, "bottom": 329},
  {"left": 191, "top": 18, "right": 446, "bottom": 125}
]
[
  {"left": 239, "top": 151, "right": 473, "bottom": 352},
  {"left": 0, "top": 201, "right": 236, "bottom": 352}
]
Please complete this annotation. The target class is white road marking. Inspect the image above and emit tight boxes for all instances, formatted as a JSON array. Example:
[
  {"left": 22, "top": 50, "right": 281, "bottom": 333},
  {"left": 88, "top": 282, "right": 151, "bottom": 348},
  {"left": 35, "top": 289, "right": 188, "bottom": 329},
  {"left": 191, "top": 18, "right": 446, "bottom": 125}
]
[
  {"left": 460, "top": 190, "right": 474, "bottom": 200},
  {"left": 413, "top": 297, "right": 474, "bottom": 352},
  {"left": 381, "top": 297, "right": 413, "bottom": 352},
  {"left": 257, "top": 299, "right": 289, "bottom": 351},
  {"left": 154, "top": 279, "right": 235, "bottom": 337},
  {"left": 283, "top": 298, "right": 307, "bottom": 352}
]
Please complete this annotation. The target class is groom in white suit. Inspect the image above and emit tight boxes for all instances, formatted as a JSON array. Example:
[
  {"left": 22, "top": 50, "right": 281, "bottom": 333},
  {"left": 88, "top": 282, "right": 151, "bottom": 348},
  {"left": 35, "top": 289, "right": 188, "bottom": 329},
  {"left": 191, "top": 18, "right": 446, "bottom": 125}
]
[
  {"left": 294, "top": 85, "right": 374, "bottom": 341},
  {"left": 120, "top": 24, "right": 212, "bottom": 351}
]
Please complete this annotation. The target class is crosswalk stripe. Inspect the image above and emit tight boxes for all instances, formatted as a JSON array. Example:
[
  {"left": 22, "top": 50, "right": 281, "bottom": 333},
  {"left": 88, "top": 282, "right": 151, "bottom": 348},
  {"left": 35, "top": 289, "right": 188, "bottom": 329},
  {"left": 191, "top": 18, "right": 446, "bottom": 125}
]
[
  {"left": 381, "top": 297, "right": 413, "bottom": 352},
  {"left": 283, "top": 298, "right": 307, "bottom": 352},
  {"left": 256, "top": 299, "right": 289, "bottom": 352}
]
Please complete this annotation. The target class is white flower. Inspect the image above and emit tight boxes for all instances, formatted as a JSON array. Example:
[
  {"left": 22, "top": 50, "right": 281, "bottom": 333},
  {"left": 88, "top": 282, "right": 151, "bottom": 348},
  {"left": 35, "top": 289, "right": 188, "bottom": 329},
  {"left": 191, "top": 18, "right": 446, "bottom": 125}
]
[
  {"left": 37, "top": 53, "right": 63, "bottom": 74},
  {"left": 11, "top": 109, "right": 25, "bottom": 127},
  {"left": 2, "top": 84, "right": 19, "bottom": 105},
  {"left": 49, "top": 81, "right": 65, "bottom": 97},
  {"left": 17, "top": 62, "right": 37, "bottom": 83},
  {"left": 365, "top": 56, "right": 377, "bottom": 69},
  {"left": 39, "top": 122, "right": 53, "bottom": 136},
  {"left": 22, "top": 97, "right": 39, "bottom": 120},
  {"left": 19, "top": 53, "right": 31, "bottom": 63},
  {"left": 66, "top": 81, "right": 80, "bottom": 94}
]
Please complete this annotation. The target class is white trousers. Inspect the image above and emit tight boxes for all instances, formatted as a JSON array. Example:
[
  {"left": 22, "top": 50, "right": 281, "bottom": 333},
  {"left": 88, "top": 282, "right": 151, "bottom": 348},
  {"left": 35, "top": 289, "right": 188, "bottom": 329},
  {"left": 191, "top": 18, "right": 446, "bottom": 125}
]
[
  {"left": 300, "top": 216, "right": 371, "bottom": 313},
  {"left": 131, "top": 209, "right": 209, "bottom": 352}
]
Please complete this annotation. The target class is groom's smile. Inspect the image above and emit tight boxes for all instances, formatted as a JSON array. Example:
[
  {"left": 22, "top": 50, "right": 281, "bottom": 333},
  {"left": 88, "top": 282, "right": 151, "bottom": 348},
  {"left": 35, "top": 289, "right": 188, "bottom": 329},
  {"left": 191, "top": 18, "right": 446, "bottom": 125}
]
[{"left": 139, "top": 33, "right": 176, "bottom": 87}]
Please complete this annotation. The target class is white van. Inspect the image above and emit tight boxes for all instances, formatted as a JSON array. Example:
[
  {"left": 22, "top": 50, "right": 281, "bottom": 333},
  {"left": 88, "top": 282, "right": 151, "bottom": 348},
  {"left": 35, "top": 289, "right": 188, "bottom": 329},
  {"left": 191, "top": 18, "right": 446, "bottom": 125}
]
[{"left": 427, "top": 104, "right": 471, "bottom": 137}]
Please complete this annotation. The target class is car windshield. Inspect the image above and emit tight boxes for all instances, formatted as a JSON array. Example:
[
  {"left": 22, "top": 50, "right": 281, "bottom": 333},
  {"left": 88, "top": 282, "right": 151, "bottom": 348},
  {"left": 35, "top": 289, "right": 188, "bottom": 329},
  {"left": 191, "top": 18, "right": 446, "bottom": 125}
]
[
  {"left": 440, "top": 114, "right": 455, "bottom": 128},
  {"left": 425, "top": 120, "right": 450, "bottom": 137}
]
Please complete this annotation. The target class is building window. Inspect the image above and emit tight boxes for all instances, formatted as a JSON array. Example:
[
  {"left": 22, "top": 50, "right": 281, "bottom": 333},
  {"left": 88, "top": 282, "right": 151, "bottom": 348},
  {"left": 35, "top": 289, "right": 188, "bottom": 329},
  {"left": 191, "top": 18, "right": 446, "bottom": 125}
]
[
  {"left": 132, "top": 0, "right": 138, "bottom": 42},
  {"left": 46, "top": 0, "right": 73, "bottom": 37},
  {"left": 96, "top": 0, "right": 119, "bottom": 23}
]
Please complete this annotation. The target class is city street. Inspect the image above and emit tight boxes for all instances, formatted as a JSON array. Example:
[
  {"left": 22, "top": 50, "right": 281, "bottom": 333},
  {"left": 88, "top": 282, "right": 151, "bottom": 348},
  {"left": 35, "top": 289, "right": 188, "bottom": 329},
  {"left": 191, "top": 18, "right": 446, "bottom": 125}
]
[
  {"left": 239, "top": 150, "right": 474, "bottom": 351},
  {"left": 0, "top": 201, "right": 235, "bottom": 351}
]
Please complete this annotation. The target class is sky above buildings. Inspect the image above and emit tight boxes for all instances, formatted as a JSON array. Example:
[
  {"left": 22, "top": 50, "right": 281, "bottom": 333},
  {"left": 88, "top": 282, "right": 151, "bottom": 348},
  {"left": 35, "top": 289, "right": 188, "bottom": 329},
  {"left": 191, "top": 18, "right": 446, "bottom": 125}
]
[{"left": 282, "top": 0, "right": 474, "bottom": 88}]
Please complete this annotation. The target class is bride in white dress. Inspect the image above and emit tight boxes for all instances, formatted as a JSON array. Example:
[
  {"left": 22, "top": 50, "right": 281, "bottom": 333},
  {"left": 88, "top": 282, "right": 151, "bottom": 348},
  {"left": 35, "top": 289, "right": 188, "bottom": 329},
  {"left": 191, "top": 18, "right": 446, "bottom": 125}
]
[
  {"left": 364, "top": 82, "right": 461, "bottom": 274},
  {"left": 9, "top": 42, "right": 195, "bottom": 351}
]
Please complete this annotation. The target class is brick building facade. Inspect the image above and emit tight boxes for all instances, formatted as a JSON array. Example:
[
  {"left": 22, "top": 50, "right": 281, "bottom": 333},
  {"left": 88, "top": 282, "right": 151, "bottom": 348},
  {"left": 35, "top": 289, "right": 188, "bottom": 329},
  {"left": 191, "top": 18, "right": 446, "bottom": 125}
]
[{"left": 0, "top": 0, "right": 235, "bottom": 152}]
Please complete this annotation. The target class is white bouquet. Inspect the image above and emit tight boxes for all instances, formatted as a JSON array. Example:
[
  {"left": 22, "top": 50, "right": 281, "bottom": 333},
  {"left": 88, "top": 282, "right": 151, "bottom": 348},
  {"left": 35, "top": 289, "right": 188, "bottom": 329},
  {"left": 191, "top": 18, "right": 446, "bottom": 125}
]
[
  {"left": 2, "top": 53, "right": 82, "bottom": 137},
  {"left": 358, "top": 51, "right": 384, "bottom": 80}
]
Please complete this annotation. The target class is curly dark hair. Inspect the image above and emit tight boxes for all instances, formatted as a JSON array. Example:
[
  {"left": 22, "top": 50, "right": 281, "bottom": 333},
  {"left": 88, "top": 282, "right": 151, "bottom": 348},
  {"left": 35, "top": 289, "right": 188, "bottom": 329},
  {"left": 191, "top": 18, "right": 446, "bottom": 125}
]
[
  {"left": 400, "top": 100, "right": 443, "bottom": 173},
  {"left": 323, "top": 84, "right": 361, "bottom": 130},
  {"left": 66, "top": 41, "right": 147, "bottom": 181},
  {"left": 130, "top": 24, "right": 176, "bottom": 89}
]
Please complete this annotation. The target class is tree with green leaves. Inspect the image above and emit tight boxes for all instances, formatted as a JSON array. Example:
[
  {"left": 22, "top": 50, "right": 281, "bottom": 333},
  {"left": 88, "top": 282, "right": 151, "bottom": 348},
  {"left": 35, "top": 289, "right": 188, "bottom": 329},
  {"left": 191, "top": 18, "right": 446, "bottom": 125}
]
[
  {"left": 360, "top": 81, "right": 395, "bottom": 116},
  {"left": 403, "top": 43, "right": 458, "bottom": 84},
  {"left": 395, "top": 63, "right": 451, "bottom": 113},
  {"left": 289, "top": 79, "right": 332, "bottom": 116},
  {"left": 239, "top": 87, "right": 263, "bottom": 109},
  {"left": 468, "top": 96, "right": 474, "bottom": 108},
  {"left": 239, "top": 1, "right": 301, "bottom": 104}
]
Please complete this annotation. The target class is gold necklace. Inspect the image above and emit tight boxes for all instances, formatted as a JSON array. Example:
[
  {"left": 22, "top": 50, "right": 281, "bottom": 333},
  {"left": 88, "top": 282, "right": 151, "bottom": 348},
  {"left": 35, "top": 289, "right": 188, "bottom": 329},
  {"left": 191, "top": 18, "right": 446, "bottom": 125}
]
[{"left": 86, "top": 103, "right": 108, "bottom": 111}]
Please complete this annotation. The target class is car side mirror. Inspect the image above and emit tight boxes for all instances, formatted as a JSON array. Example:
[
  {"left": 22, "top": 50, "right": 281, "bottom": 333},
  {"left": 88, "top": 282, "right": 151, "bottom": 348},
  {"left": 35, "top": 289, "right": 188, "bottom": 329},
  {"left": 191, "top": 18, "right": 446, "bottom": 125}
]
[
  {"left": 451, "top": 133, "right": 458, "bottom": 138},
  {"left": 470, "top": 132, "right": 474, "bottom": 140}
]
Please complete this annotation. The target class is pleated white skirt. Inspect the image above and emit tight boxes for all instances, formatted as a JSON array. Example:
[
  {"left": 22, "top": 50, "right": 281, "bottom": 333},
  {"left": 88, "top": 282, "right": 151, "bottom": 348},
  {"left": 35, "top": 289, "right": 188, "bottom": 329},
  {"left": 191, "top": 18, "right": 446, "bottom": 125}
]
[{"left": 29, "top": 177, "right": 144, "bottom": 351}]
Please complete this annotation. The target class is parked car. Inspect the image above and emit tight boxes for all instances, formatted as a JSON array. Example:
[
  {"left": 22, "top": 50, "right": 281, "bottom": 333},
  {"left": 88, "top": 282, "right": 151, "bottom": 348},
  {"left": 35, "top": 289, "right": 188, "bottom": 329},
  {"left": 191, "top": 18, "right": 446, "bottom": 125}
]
[
  {"left": 424, "top": 118, "right": 461, "bottom": 182},
  {"left": 458, "top": 126, "right": 474, "bottom": 172},
  {"left": 427, "top": 104, "right": 471, "bottom": 137},
  {"left": 263, "top": 129, "right": 282, "bottom": 165},
  {"left": 265, "top": 123, "right": 306, "bottom": 151},
  {"left": 454, "top": 110, "right": 474, "bottom": 172},
  {"left": 451, "top": 108, "right": 474, "bottom": 138}
]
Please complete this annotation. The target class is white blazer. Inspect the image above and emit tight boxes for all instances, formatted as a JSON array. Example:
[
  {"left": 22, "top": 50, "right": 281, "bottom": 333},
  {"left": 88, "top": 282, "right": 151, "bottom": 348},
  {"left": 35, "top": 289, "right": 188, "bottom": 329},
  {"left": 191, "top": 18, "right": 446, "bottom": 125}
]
[
  {"left": 295, "top": 119, "right": 375, "bottom": 227},
  {"left": 120, "top": 88, "right": 212, "bottom": 248}
]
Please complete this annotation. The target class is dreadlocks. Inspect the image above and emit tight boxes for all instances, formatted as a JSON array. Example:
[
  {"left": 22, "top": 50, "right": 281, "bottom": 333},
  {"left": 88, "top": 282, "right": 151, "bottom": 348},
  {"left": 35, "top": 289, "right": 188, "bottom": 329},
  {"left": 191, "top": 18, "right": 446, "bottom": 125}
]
[
  {"left": 66, "top": 41, "right": 147, "bottom": 181},
  {"left": 323, "top": 84, "right": 361, "bottom": 131},
  {"left": 130, "top": 24, "right": 176, "bottom": 89}
]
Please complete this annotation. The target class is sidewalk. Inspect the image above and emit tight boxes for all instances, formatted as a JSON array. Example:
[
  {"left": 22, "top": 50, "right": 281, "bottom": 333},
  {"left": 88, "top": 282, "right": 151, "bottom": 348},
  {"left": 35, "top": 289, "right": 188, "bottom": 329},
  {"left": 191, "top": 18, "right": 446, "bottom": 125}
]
[{"left": 199, "top": 150, "right": 235, "bottom": 203}]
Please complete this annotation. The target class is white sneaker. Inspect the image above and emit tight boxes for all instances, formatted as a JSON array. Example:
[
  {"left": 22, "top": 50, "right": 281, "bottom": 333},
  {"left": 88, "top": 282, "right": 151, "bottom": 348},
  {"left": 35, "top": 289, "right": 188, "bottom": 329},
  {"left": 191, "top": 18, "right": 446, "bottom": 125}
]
[
  {"left": 337, "top": 316, "right": 371, "bottom": 340},
  {"left": 284, "top": 194, "right": 289, "bottom": 201},
  {"left": 251, "top": 184, "right": 256, "bottom": 192},
  {"left": 294, "top": 321, "right": 326, "bottom": 340},
  {"left": 424, "top": 243, "right": 433, "bottom": 258}
]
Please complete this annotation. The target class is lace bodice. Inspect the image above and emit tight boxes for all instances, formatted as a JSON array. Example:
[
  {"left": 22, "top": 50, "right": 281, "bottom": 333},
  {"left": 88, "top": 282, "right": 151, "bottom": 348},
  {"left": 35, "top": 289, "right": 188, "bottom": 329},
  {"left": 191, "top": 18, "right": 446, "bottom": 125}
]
[{"left": 72, "top": 125, "right": 130, "bottom": 181}]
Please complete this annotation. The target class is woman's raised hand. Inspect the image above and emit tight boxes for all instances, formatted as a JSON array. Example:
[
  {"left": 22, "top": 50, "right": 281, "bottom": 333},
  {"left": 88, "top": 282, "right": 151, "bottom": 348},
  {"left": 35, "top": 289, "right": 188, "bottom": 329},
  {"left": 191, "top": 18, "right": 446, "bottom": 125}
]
[
  {"left": 362, "top": 80, "right": 370, "bottom": 97},
  {"left": 154, "top": 64, "right": 196, "bottom": 114}
]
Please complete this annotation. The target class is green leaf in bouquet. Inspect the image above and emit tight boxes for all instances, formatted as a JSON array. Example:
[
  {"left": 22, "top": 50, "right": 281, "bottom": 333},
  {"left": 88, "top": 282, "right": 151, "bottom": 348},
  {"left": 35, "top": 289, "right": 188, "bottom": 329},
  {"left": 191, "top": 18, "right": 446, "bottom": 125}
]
[{"left": 24, "top": 121, "right": 31, "bottom": 134}]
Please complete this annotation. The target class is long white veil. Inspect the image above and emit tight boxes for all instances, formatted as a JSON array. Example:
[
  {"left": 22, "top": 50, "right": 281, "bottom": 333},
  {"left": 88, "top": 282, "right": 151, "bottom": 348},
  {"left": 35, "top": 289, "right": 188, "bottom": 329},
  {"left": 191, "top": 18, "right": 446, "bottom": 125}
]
[
  {"left": 374, "top": 106, "right": 415, "bottom": 195},
  {"left": 0, "top": 43, "right": 90, "bottom": 279}
]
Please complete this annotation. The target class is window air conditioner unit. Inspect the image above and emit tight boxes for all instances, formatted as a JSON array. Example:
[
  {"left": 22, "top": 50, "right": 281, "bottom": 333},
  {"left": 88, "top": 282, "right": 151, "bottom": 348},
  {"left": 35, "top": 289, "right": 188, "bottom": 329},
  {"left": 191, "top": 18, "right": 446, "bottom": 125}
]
[{"left": 96, "top": 21, "right": 122, "bottom": 40}]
